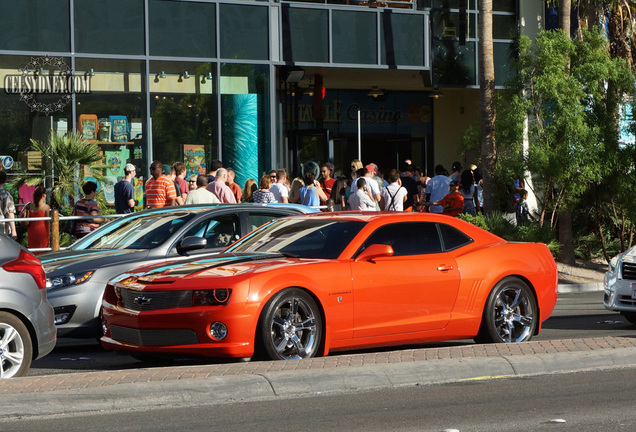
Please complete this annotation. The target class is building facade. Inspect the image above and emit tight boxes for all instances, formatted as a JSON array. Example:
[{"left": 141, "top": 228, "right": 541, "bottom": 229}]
[{"left": 0, "top": 0, "right": 542, "bottom": 195}]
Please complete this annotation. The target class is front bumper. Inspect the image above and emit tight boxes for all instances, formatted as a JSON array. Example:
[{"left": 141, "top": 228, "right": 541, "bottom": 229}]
[
  {"left": 603, "top": 270, "right": 636, "bottom": 312},
  {"left": 100, "top": 300, "right": 259, "bottom": 359}
]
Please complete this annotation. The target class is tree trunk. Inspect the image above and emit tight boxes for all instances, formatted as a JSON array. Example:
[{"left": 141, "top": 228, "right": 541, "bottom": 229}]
[
  {"left": 560, "top": 0, "right": 571, "bottom": 37},
  {"left": 558, "top": 210, "right": 576, "bottom": 265},
  {"left": 479, "top": 0, "right": 496, "bottom": 214}
]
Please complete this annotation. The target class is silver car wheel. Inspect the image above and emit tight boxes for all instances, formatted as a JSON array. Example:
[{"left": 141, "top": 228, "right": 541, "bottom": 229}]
[
  {"left": 260, "top": 289, "right": 322, "bottom": 360},
  {"left": 477, "top": 277, "right": 538, "bottom": 344},
  {"left": 0, "top": 312, "right": 32, "bottom": 378}
]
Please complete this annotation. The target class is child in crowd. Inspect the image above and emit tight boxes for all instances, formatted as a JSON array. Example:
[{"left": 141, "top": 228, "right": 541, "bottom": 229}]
[{"left": 514, "top": 189, "right": 535, "bottom": 225}]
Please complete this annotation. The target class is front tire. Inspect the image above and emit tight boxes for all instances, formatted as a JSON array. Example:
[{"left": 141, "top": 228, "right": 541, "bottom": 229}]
[
  {"left": 259, "top": 288, "right": 322, "bottom": 360},
  {"left": 621, "top": 312, "right": 636, "bottom": 325},
  {"left": 475, "top": 277, "right": 538, "bottom": 343},
  {"left": 0, "top": 312, "right": 33, "bottom": 378}
]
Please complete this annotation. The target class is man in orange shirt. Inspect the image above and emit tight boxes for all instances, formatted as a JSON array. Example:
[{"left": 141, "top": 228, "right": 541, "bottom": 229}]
[
  {"left": 145, "top": 160, "right": 177, "bottom": 208},
  {"left": 425, "top": 180, "right": 464, "bottom": 217}
]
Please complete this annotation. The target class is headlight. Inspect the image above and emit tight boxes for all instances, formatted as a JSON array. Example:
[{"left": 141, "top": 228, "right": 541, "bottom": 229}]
[
  {"left": 610, "top": 256, "right": 619, "bottom": 272},
  {"left": 193, "top": 289, "right": 232, "bottom": 306},
  {"left": 47, "top": 271, "right": 95, "bottom": 289}
]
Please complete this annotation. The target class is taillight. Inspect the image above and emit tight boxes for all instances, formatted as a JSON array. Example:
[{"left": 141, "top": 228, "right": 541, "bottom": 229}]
[
  {"left": 3, "top": 249, "right": 47, "bottom": 290},
  {"left": 193, "top": 289, "right": 232, "bottom": 306}
]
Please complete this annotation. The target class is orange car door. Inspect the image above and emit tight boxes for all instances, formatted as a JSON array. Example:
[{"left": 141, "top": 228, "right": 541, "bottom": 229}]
[{"left": 351, "top": 222, "right": 461, "bottom": 338}]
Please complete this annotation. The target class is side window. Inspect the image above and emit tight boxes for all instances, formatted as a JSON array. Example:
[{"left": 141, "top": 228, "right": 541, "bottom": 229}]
[
  {"left": 248, "top": 212, "right": 290, "bottom": 232},
  {"left": 439, "top": 223, "right": 473, "bottom": 251},
  {"left": 180, "top": 213, "right": 241, "bottom": 249},
  {"left": 361, "top": 222, "right": 442, "bottom": 256}
]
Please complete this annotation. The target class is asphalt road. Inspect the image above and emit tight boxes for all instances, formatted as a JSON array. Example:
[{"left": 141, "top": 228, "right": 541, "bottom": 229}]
[
  {"left": 5, "top": 366, "right": 636, "bottom": 431},
  {"left": 29, "top": 291, "right": 634, "bottom": 377}
]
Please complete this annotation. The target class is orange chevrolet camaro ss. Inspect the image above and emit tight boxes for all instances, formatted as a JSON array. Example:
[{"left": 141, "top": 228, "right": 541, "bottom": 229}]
[{"left": 100, "top": 212, "right": 558, "bottom": 361}]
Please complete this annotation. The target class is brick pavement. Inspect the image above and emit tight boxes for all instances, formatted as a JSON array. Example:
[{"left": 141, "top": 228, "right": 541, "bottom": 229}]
[{"left": 2, "top": 336, "right": 635, "bottom": 395}]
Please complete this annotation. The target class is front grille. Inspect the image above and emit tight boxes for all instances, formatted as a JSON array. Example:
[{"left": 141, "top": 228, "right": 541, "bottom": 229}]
[
  {"left": 120, "top": 288, "right": 192, "bottom": 311},
  {"left": 618, "top": 295, "right": 636, "bottom": 307},
  {"left": 110, "top": 325, "right": 199, "bottom": 346},
  {"left": 622, "top": 262, "right": 636, "bottom": 280}
]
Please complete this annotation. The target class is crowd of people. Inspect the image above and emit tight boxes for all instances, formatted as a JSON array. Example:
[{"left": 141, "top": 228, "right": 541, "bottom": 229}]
[{"left": 0, "top": 157, "right": 496, "bottom": 251}]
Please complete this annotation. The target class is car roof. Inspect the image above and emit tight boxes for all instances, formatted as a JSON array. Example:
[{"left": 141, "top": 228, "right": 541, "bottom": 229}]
[{"left": 127, "top": 203, "right": 319, "bottom": 217}]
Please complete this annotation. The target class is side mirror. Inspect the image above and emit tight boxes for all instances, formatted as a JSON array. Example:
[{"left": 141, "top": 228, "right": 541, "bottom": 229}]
[
  {"left": 177, "top": 236, "right": 208, "bottom": 255},
  {"left": 355, "top": 244, "right": 394, "bottom": 262}
]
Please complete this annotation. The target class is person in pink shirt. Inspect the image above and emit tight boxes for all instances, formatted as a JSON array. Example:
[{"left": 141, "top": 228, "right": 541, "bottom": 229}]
[
  {"left": 172, "top": 162, "right": 189, "bottom": 203},
  {"left": 206, "top": 168, "right": 237, "bottom": 203}
]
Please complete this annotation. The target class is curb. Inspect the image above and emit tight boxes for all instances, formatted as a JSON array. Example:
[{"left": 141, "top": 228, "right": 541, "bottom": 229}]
[
  {"left": 1, "top": 346, "right": 636, "bottom": 419},
  {"left": 558, "top": 282, "right": 603, "bottom": 294}
]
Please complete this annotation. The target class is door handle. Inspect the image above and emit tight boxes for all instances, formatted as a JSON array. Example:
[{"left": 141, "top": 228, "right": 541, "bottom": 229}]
[{"left": 437, "top": 265, "right": 454, "bottom": 272}]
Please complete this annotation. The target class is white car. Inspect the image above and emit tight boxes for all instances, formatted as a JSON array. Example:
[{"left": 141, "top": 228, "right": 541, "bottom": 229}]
[{"left": 604, "top": 247, "right": 636, "bottom": 324}]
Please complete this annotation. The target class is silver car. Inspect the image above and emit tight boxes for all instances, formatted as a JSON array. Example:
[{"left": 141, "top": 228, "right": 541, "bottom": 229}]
[
  {"left": 604, "top": 247, "right": 636, "bottom": 324},
  {"left": 40, "top": 204, "right": 319, "bottom": 338},
  {"left": 0, "top": 235, "right": 56, "bottom": 378}
]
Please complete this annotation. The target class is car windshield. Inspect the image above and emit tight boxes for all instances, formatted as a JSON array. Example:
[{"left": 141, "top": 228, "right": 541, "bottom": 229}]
[
  {"left": 71, "top": 212, "right": 197, "bottom": 250},
  {"left": 226, "top": 218, "right": 366, "bottom": 259}
]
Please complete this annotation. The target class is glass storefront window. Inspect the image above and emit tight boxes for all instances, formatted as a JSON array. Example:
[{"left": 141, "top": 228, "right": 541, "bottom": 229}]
[
  {"left": 0, "top": 0, "right": 70, "bottom": 52},
  {"left": 381, "top": 13, "right": 426, "bottom": 67},
  {"left": 220, "top": 63, "right": 270, "bottom": 190},
  {"left": 431, "top": 10, "right": 476, "bottom": 39},
  {"left": 149, "top": 0, "right": 216, "bottom": 58},
  {"left": 493, "top": 14, "right": 517, "bottom": 40},
  {"left": 74, "top": 58, "right": 146, "bottom": 204},
  {"left": 282, "top": 7, "right": 328, "bottom": 63},
  {"left": 0, "top": 55, "right": 73, "bottom": 170},
  {"left": 432, "top": 40, "right": 476, "bottom": 85},
  {"left": 150, "top": 61, "right": 217, "bottom": 182},
  {"left": 74, "top": 0, "right": 145, "bottom": 55},
  {"left": 494, "top": 42, "right": 515, "bottom": 86},
  {"left": 333, "top": 11, "right": 377, "bottom": 65},
  {"left": 220, "top": 4, "right": 269, "bottom": 60}
]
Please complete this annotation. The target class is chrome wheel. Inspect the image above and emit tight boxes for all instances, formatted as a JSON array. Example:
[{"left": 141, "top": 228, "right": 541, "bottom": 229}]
[
  {"left": 0, "top": 312, "right": 32, "bottom": 378},
  {"left": 260, "top": 289, "right": 322, "bottom": 360},
  {"left": 477, "top": 278, "right": 538, "bottom": 344}
]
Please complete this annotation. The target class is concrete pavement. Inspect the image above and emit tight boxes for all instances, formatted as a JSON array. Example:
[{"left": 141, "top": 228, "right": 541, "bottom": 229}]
[
  {"left": 2, "top": 335, "right": 636, "bottom": 419},
  {"left": 0, "top": 280, "right": 626, "bottom": 420}
]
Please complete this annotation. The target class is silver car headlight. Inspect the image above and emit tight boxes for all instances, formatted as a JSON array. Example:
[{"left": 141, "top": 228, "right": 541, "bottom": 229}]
[
  {"left": 609, "top": 256, "right": 619, "bottom": 273},
  {"left": 46, "top": 271, "right": 95, "bottom": 289}
]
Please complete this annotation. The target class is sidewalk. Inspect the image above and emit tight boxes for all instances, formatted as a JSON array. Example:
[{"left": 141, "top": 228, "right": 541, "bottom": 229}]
[{"left": 1, "top": 335, "right": 636, "bottom": 419}]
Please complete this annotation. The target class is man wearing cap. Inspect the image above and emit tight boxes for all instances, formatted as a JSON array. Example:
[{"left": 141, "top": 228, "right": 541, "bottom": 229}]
[
  {"left": 114, "top": 163, "right": 137, "bottom": 214},
  {"left": 450, "top": 161, "right": 462, "bottom": 181}
]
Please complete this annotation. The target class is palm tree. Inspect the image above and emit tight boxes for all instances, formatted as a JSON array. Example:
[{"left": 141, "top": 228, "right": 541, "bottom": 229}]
[
  {"left": 479, "top": 0, "right": 496, "bottom": 213},
  {"left": 11, "top": 131, "right": 109, "bottom": 209}
]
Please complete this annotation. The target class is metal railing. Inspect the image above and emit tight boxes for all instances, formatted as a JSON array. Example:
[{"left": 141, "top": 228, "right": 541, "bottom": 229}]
[{"left": 2, "top": 201, "right": 334, "bottom": 253}]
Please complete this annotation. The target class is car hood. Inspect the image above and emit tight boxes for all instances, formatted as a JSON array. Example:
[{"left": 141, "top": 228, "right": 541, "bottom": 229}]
[
  {"left": 40, "top": 249, "right": 151, "bottom": 275},
  {"left": 111, "top": 252, "right": 296, "bottom": 285}
]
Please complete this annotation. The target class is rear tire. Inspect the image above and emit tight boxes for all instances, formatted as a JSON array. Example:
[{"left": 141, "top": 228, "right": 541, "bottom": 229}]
[
  {"left": 0, "top": 312, "right": 33, "bottom": 378},
  {"left": 475, "top": 277, "right": 538, "bottom": 343},
  {"left": 258, "top": 288, "right": 322, "bottom": 360}
]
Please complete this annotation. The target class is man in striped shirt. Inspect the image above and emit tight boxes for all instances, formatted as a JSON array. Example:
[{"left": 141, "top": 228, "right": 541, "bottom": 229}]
[{"left": 145, "top": 160, "right": 177, "bottom": 208}]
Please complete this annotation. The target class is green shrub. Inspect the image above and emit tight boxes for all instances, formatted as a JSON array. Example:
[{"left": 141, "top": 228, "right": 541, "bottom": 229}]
[{"left": 459, "top": 211, "right": 561, "bottom": 258}]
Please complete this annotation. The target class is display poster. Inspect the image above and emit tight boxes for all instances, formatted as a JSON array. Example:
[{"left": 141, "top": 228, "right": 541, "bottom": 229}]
[
  {"left": 134, "top": 177, "right": 144, "bottom": 208},
  {"left": 104, "top": 149, "right": 130, "bottom": 178},
  {"left": 104, "top": 176, "right": 117, "bottom": 204},
  {"left": 184, "top": 144, "right": 206, "bottom": 179},
  {"left": 78, "top": 114, "right": 98, "bottom": 142}
]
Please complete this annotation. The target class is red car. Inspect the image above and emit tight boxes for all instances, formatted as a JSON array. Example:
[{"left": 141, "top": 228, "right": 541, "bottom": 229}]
[{"left": 101, "top": 212, "right": 558, "bottom": 361}]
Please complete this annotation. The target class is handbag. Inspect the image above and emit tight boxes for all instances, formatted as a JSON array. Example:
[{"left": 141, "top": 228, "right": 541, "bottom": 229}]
[{"left": 19, "top": 203, "right": 31, "bottom": 227}]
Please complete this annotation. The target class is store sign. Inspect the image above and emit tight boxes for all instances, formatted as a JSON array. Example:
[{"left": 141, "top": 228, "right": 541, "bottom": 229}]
[
  {"left": 3, "top": 55, "right": 91, "bottom": 115},
  {"left": 0, "top": 156, "right": 13, "bottom": 170}
]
